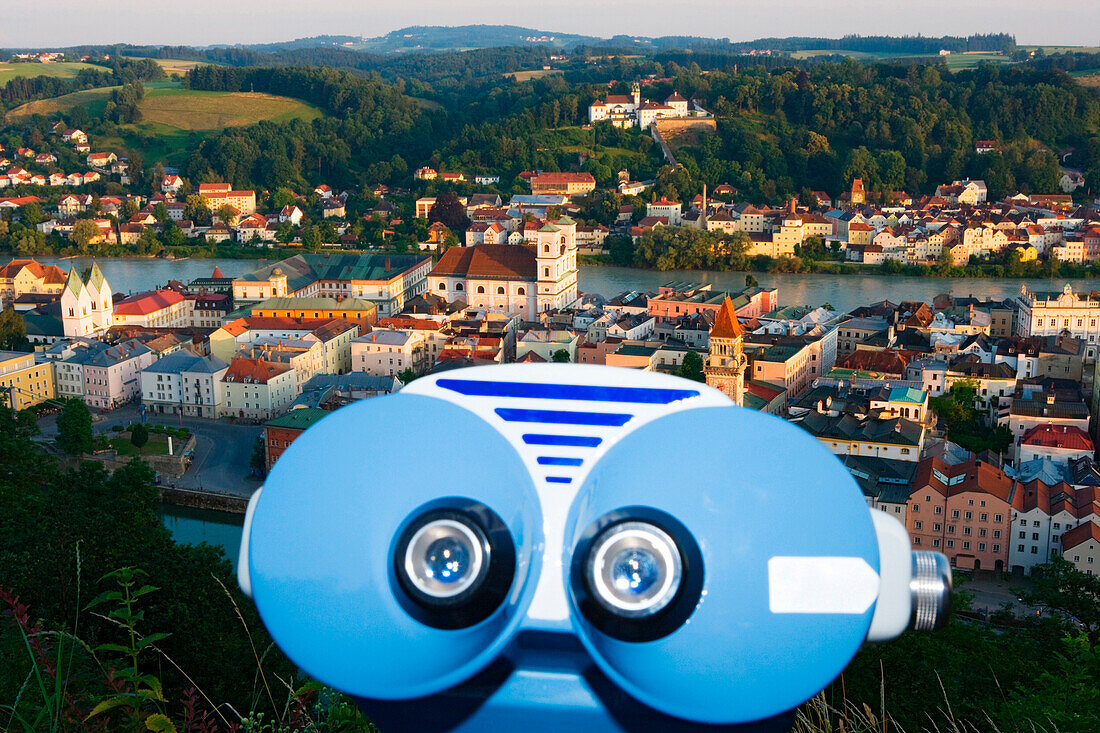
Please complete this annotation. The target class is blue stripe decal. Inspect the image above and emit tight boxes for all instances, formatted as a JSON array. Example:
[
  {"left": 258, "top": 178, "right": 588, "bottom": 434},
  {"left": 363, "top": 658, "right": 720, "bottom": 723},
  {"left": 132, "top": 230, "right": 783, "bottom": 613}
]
[
  {"left": 537, "top": 456, "right": 584, "bottom": 467},
  {"left": 437, "top": 379, "right": 698, "bottom": 404},
  {"left": 522, "top": 434, "right": 603, "bottom": 448},
  {"left": 546, "top": 476, "right": 573, "bottom": 484},
  {"left": 495, "top": 408, "right": 632, "bottom": 426}
]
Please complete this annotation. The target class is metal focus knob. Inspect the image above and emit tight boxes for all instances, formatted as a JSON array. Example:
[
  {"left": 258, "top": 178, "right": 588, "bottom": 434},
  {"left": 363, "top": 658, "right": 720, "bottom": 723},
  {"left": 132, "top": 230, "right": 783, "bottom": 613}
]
[{"left": 909, "top": 551, "right": 952, "bottom": 631}]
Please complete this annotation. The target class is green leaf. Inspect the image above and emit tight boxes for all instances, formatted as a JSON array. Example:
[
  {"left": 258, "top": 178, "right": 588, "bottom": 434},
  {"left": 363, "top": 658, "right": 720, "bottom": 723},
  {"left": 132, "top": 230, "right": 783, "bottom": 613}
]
[
  {"left": 94, "top": 643, "right": 132, "bottom": 655},
  {"left": 85, "top": 590, "right": 124, "bottom": 609},
  {"left": 132, "top": 584, "right": 160, "bottom": 598},
  {"left": 86, "top": 695, "right": 135, "bottom": 719},
  {"left": 145, "top": 713, "right": 177, "bottom": 733},
  {"left": 136, "top": 632, "right": 171, "bottom": 650}
]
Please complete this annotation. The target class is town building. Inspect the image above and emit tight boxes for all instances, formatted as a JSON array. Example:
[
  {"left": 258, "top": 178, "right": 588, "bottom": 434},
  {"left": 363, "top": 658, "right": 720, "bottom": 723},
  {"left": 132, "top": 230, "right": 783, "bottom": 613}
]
[
  {"left": 219, "top": 356, "right": 298, "bottom": 420},
  {"left": 249, "top": 296, "right": 377, "bottom": 328},
  {"left": 907, "top": 457, "right": 1014, "bottom": 571},
  {"left": 61, "top": 263, "right": 112, "bottom": 338},
  {"left": 113, "top": 289, "right": 192, "bottom": 329},
  {"left": 351, "top": 330, "right": 427, "bottom": 377},
  {"left": 140, "top": 351, "right": 229, "bottom": 418},
  {"left": 0, "top": 258, "right": 67, "bottom": 306},
  {"left": 1016, "top": 285, "right": 1100, "bottom": 361},
  {"left": 81, "top": 339, "right": 157, "bottom": 410},
  {"left": 430, "top": 219, "right": 578, "bottom": 319},
  {"left": 704, "top": 297, "right": 747, "bottom": 405},
  {"left": 263, "top": 407, "right": 330, "bottom": 471},
  {"left": 529, "top": 172, "right": 596, "bottom": 197},
  {"left": 1062, "top": 523, "right": 1100, "bottom": 575},
  {"left": 232, "top": 253, "right": 430, "bottom": 318},
  {"left": 0, "top": 350, "right": 54, "bottom": 410},
  {"left": 197, "top": 183, "right": 256, "bottom": 216}
]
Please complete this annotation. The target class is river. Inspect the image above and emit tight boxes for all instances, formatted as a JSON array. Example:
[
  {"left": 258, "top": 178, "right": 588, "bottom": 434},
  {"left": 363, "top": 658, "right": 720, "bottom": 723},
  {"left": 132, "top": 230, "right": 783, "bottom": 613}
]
[
  {"left": 160, "top": 504, "right": 244, "bottom": 571},
  {"left": 20, "top": 255, "right": 1092, "bottom": 315}
]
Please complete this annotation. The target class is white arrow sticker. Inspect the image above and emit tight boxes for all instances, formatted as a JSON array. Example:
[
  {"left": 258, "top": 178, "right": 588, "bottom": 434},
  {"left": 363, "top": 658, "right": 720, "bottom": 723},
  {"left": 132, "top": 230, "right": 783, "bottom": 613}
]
[{"left": 768, "top": 556, "right": 879, "bottom": 614}]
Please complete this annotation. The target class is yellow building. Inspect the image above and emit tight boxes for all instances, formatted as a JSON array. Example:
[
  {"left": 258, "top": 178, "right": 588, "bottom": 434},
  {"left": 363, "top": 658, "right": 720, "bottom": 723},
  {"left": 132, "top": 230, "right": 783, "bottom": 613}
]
[
  {"left": 0, "top": 259, "right": 68, "bottom": 306},
  {"left": 0, "top": 350, "right": 55, "bottom": 410}
]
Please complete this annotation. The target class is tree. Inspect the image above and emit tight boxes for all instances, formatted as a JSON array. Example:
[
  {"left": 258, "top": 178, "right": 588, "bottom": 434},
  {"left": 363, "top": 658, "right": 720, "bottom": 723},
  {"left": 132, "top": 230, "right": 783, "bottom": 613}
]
[
  {"left": 70, "top": 219, "right": 101, "bottom": 253},
  {"left": 129, "top": 423, "right": 149, "bottom": 448},
  {"left": 551, "top": 349, "right": 571, "bottom": 363},
  {"left": 56, "top": 398, "right": 93, "bottom": 455},
  {"left": 20, "top": 202, "right": 43, "bottom": 226},
  {"left": 216, "top": 203, "right": 236, "bottom": 225},
  {"left": 745, "top": 274, "right": 759, "bottom": 288},
  {"left": 184, "top": 195, "right": 210, "bottom": 226},
  {"left": 1023, "top": 556, "right": 1100, "bottom": 635},
  {"left": 398, "top": 368, "right": 417, "bottom": 383},
  {"left": 676, "top": 351, "right": 706, "bottom": 383},
  {"left": 249, "top": 435, "right": 267, "bottom": 477},
  {"left": 152, "top": 202, "right": 169, "bottom": 223},
  {"left": 427, "top": 192, "right": 470, "bottom": 231},
  {"left": 0, "top": 306, "right": 27, "bottom": 351}
]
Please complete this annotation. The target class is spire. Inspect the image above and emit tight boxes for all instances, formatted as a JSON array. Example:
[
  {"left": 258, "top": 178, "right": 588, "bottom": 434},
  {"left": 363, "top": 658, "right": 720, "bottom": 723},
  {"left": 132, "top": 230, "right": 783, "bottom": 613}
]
[
  {"left": 87, "top": 261, "right": 106, "bottom": 290},
  {"left": 212, "top": 266, "right": 224, "bottom": 279},
  {"left": 64, "top": 267, "right": 82, "bottom": 297},
  {"left": 711, "top": 297, "right": 743, "bottom": 339}
]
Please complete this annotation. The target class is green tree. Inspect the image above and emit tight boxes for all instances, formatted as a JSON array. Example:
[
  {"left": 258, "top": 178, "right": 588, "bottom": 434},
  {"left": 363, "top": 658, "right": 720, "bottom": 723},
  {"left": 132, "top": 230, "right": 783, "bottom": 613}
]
[
  {"left": 427, "top": 192, "right": 470, "bottom": 231},
  {"left": 0, "top": 306, "right": 28, "bottom": 351},
  {"left": 20, "top": 202, "right": 43, "bottom": 226},
  {"left": 216, "top": 203, "right": 236, "bottom": 225},
  {"left": 249, "top": 435, "right": 267, "bottom": 477},
  {"left": 152, "top": 201, "right": 169, "bottom": 223},
  {"left": 56, "top": 398, "right": 93, "bottom": 455},
  {"left": 745, "top": 274, "right": 759, "bottom": 288},
  {"left": 551, "top": 349, "right": 571, "bottom": 363},
  {"left": 130, "top": 423, "right": 149, "bottom": 448},
  {"left": 1023, "top": 556, "right": 1100, "bottom": 634},
  {"left": 398, "top": 367, "right": 418, "bottom": 383},
  {"left": 70, "top": 219, "right": 101, "bottom": 253},
  {"left": 676, "top": 351, "right": 706, "bottom": 383}
]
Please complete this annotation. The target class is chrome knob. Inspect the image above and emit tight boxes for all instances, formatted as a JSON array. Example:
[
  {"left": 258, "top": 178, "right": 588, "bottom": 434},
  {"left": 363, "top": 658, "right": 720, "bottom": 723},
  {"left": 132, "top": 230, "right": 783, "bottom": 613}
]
[{"left": 909, "top": 551, "right": 952, "bottom": 631}]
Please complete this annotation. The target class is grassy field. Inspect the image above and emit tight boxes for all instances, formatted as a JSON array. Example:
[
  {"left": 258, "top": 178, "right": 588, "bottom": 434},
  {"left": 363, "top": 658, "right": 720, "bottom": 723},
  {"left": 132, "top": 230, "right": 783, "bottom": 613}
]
[
  {"left": 8, "top": 85, "right": 321, "bottom": 128},
  {"left": 789, "top": 49, "right": 914, "bottom": 61},
  {"left": 1021, "top": 45, "right": 1100, "bottom": 55},
  {"left": 505, "top": 69, "right": 563, "bottom": 82},
  {"left": 0, "top": 61, "right": 102, "bottom": 84},
  {"left": 940, "top": 52, "right": 1014, "bottom": 70},
  {"left": 6, "top": 85, "right": 321, "bottom": 166},
  {"left": 1075, "top": 72, "right": 1100, "bottom": 88}
]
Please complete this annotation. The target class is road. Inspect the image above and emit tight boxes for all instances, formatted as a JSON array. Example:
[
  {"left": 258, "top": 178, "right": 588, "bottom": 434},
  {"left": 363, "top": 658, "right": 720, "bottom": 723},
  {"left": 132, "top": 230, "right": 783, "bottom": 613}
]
[
  {"left": 38, "top": 404, "right": 263, "bottom": 498},
  {"left": 959, "top": 571, "right": 1039, "bottom": 619}
]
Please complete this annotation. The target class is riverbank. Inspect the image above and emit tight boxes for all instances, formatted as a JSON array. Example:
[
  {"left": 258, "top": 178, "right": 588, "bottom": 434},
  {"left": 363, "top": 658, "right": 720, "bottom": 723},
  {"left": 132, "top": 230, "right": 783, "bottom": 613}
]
[{"left": 161, "top": 485, "right": 248, "bottom": 514}]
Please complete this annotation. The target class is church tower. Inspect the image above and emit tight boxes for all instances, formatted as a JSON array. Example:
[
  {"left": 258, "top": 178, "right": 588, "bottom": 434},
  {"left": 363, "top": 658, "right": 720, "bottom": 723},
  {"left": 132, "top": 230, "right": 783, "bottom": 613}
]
[
  {"left": 630, "top": 81, "right": 641, "bottom": 109},
  {"left": 535, "top": 218, "right": 578, "bottom": 314},
  {"left": 705, "top": 297, "right": 747, "bottom": 406}
]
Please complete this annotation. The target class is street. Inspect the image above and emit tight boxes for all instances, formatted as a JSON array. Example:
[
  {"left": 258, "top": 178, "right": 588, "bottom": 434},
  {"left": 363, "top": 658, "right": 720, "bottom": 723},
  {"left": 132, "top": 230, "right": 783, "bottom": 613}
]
[
  {"left": 959, "top": 571, "right": 1039, "bottom": 619},
  {"left": 38, "top": 404, "right": 263, "bottom": 498}
]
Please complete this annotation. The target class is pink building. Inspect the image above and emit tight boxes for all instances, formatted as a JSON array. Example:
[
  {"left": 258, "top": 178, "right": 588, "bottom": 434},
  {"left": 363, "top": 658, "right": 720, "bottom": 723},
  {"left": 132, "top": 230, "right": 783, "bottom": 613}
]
[
  {"left": 83, "top": 339, "right": 157, "bottom": 410},
  {"left": 648, "top": 283, "right": 777, "bottom": 323},
  {"left": 907, "top": 457, "right": 1014, "bottom": 572}
]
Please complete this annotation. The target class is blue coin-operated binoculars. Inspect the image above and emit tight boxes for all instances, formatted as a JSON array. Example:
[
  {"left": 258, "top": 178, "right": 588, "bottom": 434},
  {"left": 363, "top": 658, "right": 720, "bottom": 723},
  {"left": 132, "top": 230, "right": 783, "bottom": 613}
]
[{"left": 239, "top": 365, "right": 951, "bottom": 732}]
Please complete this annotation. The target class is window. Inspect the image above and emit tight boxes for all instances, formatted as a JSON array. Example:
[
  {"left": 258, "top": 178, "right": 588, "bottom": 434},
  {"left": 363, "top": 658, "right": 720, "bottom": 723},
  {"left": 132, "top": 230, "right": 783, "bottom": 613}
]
[
  {"left": 979, "top": 543, "right": 986, "bottom": 552},
  {"left": 995, "top": 514, "right": 1003, "bottom": 523},
  {"left": 497, "top": 287, "right": 505, "bottom": 295},
  {"left": 952, "top": 510, "right": 960, "bottom": 519},
  {"left": 933, "top": 539, "right": 940, "bottom": 548},
  {"left": 934, "top": 523, "right": 942, "bottom": 532},
  {"left": 914, "top": 537, "right": 921, "bottom": 545},
  {"left": 965, "top": 511, "right": 972, "bottom": 520},
  {"left": 1033, "top": 520, "right": 1041, "bottom": 527},
  {"left": 914, "top": 521, "right": 922, "bottom": 530},
  {"left": 476, "top": 286, "right": 485, "bottom": 294},
  {"left": 980, "top": 513, "right": 988, "bottom": 522},
  {"left": 992, "top": 544, "right": 999, "bottom": 553},
  {"left": 1019, "top": 531, "right": 1026, "bottom": 539},
  {"left": 438, "top": 282, "right": 446, "bottom": 290},
  {"left": 1018, "top": 544, "right": 1025, "bottom": 552},
  {"left": 517, "top": 287, "right": 525, "bottom": 295},
  {"left": 993, "top": 530, "right": 1001, "bottom": 539},
  {"left": 1032, "top": 546, "right": 1039, "bottom": 554},
  {"left": 962, "top": 541, "right": 970, "bottom": 550},
  {"left": 935, "top": 506, "right": 943, "bottom": 515},
  {"left": 543, "top": 268, "right": 550, "bottom": 277},
  {"left": 455, "top": 283, "right": 463, "bottom": 291},
  {"left": 946, "top": 540, "right": 954, "bottom": 548},
  {"left": 1032, "top": 533, "right": 1040, "bottom": 541}
]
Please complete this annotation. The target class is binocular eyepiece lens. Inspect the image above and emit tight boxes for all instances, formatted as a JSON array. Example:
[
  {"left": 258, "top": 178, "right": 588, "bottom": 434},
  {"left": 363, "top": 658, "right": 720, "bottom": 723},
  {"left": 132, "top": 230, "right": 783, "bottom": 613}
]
[
  {"left": 590, "top": 522, "right": 682, "bottom": 618},
  {"left": 393, "top": 503, "right": 516, "bottom": 629},
  {"left": 405, "top": 519, "right": 485, "bottom": 599}
]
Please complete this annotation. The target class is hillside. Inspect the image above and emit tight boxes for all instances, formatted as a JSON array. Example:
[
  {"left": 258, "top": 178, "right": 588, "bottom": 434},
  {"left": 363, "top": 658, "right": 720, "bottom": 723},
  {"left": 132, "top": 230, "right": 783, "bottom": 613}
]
[
  {"left": 7, "top": 85, "right": 321, "bottom": 127},
  {"left": 0, "top": 61, "right": 102, "bottom": 84}
]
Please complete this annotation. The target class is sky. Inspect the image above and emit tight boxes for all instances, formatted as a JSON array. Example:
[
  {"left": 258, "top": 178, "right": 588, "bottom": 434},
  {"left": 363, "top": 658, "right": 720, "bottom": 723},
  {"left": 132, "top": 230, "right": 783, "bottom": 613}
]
[{"left": 2, "top": 0, "right": 1098, "bottom": 48}]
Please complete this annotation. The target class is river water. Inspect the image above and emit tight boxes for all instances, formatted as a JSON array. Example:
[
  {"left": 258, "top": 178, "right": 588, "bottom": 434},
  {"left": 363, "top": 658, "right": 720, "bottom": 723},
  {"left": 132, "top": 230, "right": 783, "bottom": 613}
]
[
  {"left": 160, "top": 504, "right": 244, "bottom": 571},
  {"left": 21, "top": 256, "right": 1093, "bottom": 313}
]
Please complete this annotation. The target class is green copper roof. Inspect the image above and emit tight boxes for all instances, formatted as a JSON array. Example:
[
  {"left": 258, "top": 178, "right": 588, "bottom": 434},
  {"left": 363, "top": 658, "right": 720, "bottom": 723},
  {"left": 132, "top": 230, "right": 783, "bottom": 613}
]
[
  {"left": 64, "top": 268, "right": 82, "bottom": 297},
  {"left": 86, "top": 261, "right": 106, "bottom": 291},
  {"left": 539, "top": 223, "right": 561, "bottom": 233},
  {"left": 264, "top": 407, "right": 330, "bottom": 430},
  {"left": 554, "top": 215, "right": 575, "bottom": 225}
]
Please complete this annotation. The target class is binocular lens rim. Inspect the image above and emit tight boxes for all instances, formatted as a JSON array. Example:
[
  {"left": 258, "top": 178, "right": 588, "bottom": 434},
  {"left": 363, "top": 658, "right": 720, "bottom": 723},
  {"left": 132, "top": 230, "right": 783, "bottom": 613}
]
[
  {"left": 393, "top": 502, "right": 515, "bottom": 630},
  {"left": 571, "top": 507, "right": 703, "bottom": 643},
  {"left": 588, "top": 522, "right": 682, "bottom": 618}
]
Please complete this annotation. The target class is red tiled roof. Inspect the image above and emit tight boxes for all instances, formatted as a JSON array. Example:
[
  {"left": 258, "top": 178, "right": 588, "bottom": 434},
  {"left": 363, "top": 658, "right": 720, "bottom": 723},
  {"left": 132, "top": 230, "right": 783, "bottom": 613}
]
[
  {"left": 113, "top": 289, "right": 186, "bottom": 316},
  {"left": 1061, "top": 521, "right": 1100, "bottom": 551},
  {"left": 431, "top": 244, "right": 536, "bottom": 280},
  {"left": 710, "top": 297, "right": 744, "bottom": 339},
  {"left": 1021, "top": 424, "right": 1094, "bottom": 451},
  {"left": 223, "top": 356, "right": 292, "bottom": 384},
  {"left": 531, "top": 172, "right": 595, "bottom": 184}
]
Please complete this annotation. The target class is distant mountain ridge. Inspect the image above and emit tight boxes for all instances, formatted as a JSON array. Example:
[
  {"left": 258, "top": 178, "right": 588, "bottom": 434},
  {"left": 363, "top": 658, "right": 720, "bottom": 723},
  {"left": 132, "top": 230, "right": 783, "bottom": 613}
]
[{"left": 241, "top": 25, "right": 1015, "bottom": 56}]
